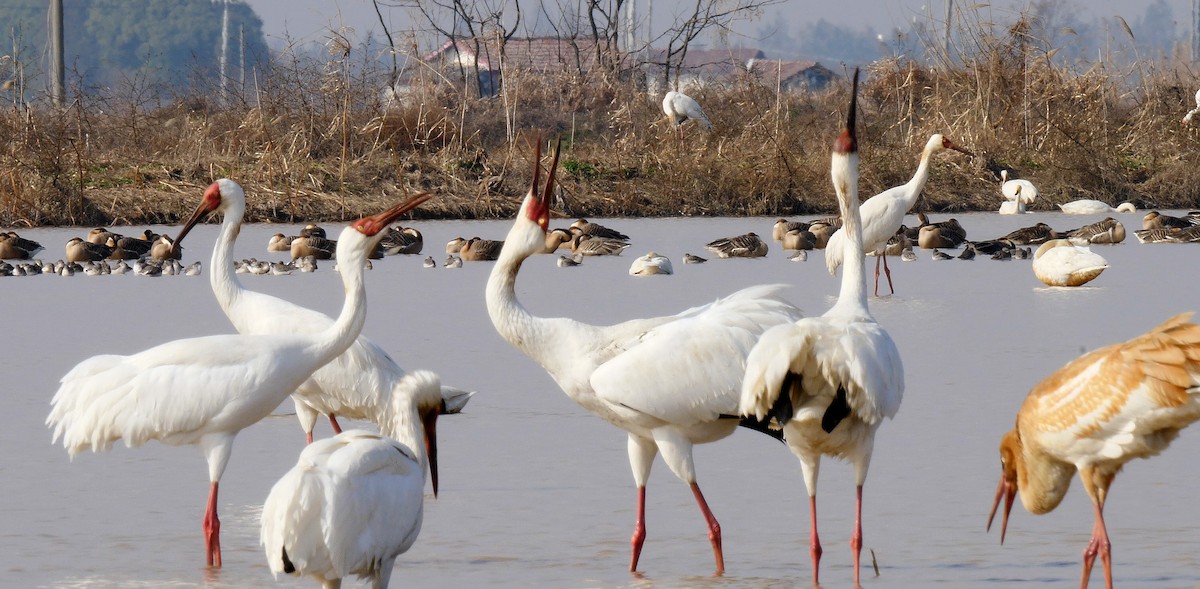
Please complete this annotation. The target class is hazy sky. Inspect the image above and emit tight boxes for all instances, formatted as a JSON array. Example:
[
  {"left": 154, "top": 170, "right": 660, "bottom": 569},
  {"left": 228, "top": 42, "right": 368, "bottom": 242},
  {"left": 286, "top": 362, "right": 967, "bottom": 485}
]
[{"left": 242, "top": 0, "right": 1184, "bottom": 50}]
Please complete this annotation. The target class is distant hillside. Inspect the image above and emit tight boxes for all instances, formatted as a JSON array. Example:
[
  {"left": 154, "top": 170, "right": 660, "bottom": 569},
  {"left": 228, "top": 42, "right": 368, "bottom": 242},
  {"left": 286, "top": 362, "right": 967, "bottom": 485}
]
[{"left": 0, "top": 0, "right": 268, "bottom": 95}]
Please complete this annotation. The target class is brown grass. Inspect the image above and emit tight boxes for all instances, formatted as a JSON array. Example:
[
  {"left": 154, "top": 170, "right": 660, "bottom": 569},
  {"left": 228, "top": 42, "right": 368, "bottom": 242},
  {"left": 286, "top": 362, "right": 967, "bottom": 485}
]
[{"left": 3, "top": 11, "right": 1200, "bottom": 228}]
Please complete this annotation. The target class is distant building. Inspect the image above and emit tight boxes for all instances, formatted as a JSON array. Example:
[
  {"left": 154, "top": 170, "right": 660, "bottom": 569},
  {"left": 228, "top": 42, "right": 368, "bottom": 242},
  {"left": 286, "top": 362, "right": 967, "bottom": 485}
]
[
  {"left": 747, "top": 59, "right": 837, "bottom": 92},
  {"left": 422, "top": 37, "right": 612, "bottom": 97}
]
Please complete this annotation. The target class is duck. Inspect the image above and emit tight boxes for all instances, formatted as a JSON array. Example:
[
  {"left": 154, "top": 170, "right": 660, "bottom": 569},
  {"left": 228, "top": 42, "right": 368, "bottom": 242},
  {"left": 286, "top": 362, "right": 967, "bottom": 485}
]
[
  {"left": 444, "top": 255, "right": 462, "bottom": 268},
  {"left": 682, "top": 253, "right": 707, "bottom": 264},
  {"left": 0, "top": 232, "right": 44, "bottom": 259},
  {"left": 788, "top": 250, "right": 808, "bottom": 262},
  {"left": 267, "top": 233, "right": 294, "bottom": 253},
  {"left": 628, "top": 252, "right": 673, "bottom": 276},
  {"left": 379, "top": 226, "right": 424, "bottom": 255},
  {"left": 806, "top": 217, "right": 842, "bottom": 249},
  {"left": 291, "top": 234, "right": 338, "bottom": 260},
  {"left": 570, "top": 218, "right": 629, "bottom": 241},
  {"left": 86, "top": 227, "right": 120, "bottom": 245},
  {"left": 570, "top": 234, "right": 630, "bottom": 256},
  {"left": 931, "top": 249, "right": 953, "bottom": 260},
  {"left": 557, "top": 253, "right": 583, "bottom": 267},
  {"left": 1002, "top": 223, "right": 1058, "bottom": 245},
  {"left": 1031, "top": 239, "right": 1108, "bottom": 287},
  {"left": 704, "top": 232, "right": 767, "bottom": 258},
  {"left": 781, "top": 228, "right": 817, "bottom": 251},
  {"left": 957, "top": 243, "right": 977, "bottom": 260},
  {"left": 1058, "top": 199, "right": 1136, "bottom": 214},
  {"left": 65, "top": 237, "right": 112, "bottom": 262},
  {"left": 772, "top": 218, "right": 809, "bottom": 241},
  {"left": 106, "top": 235, "right": 153, "bottom": 260},
  {"left": 460, "top": 237, "right": 505, "bottom": 261},
  {"left": 150, "top": 235, "right": 182, "bottom": 261},
  {"left": 1066, "top": 217, "right": 1125, "bottom": 244},
  {"left": 422, "top": 256, "right": 436, "bottom": 268},
  {"left": 541, "top": 228, "right": 574, "bottom": 253},
  {"left": 917, "top": 217, "right": 966, "bottom": 249},
  {"left": 1142, "top": 210, "right": 1197, "bottom": 231}
]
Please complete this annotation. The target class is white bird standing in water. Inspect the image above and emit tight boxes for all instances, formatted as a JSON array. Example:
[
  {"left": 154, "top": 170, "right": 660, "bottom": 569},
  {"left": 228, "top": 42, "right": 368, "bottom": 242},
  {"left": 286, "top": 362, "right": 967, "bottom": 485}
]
[
  {"left": 172, "top": 180, "right": 471, "bottom": 446},
  {"left": 261, "top": 370, "right": 462, "bottom": 589},
  {"left": 486, "top": 138, "right": 801, "bottom": 575},
  {"left": 46, "top": 195, "right": 427, "bottom": 568},
  {"left": 988, "top": 314, "right": 1200, "bottom": 589},
  {"left": 741, "top": 69, "right": 904, "bottom": 588},
  {"left": 824, "top": 132, "right": 972, "bottom": 296}
]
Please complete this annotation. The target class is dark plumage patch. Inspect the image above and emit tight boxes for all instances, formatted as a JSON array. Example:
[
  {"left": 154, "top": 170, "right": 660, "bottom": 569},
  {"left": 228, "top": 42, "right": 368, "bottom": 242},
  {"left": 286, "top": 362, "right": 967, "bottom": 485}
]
[
  {"left": 735, "top": 414, "right": 785, "bottom": 443},
  {"left": 282, "top": 546, "right": 296, "bottom": 574},
  {"left": 766, "top": 371, "right": 800, "bottom": 426},
  {"left": 822, "top": 386, "right": 851, "bottom": 433}
]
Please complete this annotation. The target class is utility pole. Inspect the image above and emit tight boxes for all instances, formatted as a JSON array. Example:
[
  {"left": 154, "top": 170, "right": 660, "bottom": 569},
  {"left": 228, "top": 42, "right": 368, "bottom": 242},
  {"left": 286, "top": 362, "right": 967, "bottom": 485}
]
[
  {"left": 219, "top": 0, "right": 230, "bottom": 105},
  {"left": 1194, "top": 0, "right": 1199, "bottom": 61},
  {"left": 49, "top": 0, "right": 64, "bottom": 107},
  {"left": 943, "top": 0, "right": 953, "bottom": 58}
]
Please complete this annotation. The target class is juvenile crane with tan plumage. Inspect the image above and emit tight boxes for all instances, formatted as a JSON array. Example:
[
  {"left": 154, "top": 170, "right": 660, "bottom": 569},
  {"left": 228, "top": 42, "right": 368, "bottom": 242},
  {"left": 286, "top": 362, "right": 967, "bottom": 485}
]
[{"left": 988, "top": 314, "right": 1200, "bottom": 589}]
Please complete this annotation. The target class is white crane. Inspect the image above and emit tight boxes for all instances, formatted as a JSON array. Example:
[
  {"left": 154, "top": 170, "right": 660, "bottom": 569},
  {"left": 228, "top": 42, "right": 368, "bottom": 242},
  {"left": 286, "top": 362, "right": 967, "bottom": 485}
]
[
  {"left": 824, "top": 133, "right": 972, "bottom": 295},
  {"left": 988, "top": 314, "right": 1200, "bottom": 589},
  {"left": 46, "top": 194, "right": 428, "bottom": 568},
  {"left": 486, "top": 138, "right": 801, "bottom": 575},
  {"left": 171, "top": 179, "right": 473, "bottom": 445},
  {"left": 662, "top": 90, "right": 712, "bottom": 137},
  {"left": 261, "top": 371, "right": 460, "bottom": 588},
  {"left": 1184, "top": 88, "right": 1200, "bottom": 125},
  {"left": 740, "top": 69, "right": 904, "bottom": 588}
]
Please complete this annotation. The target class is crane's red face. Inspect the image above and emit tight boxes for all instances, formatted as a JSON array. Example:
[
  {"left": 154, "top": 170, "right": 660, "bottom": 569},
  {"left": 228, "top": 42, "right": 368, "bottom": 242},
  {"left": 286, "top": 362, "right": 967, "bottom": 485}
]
[
  {"left": 173, "top": 181, "right": 227, "bottom": 257},
  {"left": 987, "top": 431, "right": 1021, "bottom": 544},
  {"left": 942, "top": 136, "right": 975, "bottom": 157},
  {"left": 351, "top": 192, "right": 431, "bottom": 237}
]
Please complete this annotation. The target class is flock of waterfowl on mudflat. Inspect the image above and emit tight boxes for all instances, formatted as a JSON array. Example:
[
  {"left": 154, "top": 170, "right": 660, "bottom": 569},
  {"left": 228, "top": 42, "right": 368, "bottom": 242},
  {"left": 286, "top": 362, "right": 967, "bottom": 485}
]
[{"left": 15, "top": 70, "right": 1200, "bottom": 589}]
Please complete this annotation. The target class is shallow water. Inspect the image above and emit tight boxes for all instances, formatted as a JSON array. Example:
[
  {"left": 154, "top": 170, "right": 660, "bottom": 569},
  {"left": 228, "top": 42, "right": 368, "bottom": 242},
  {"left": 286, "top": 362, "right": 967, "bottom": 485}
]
[{"left": 4, "top": 211, "right": 1200, "bottom": 588}]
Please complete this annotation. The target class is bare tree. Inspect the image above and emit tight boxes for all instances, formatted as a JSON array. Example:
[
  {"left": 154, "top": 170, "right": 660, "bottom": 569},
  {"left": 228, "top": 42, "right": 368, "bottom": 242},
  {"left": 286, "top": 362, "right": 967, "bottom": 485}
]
[
  {"left": 389, "top": 0, "right": 522, "bottom": 98},
  {"left": 649, "top": 0, "right": 780, "bottom": 91}
]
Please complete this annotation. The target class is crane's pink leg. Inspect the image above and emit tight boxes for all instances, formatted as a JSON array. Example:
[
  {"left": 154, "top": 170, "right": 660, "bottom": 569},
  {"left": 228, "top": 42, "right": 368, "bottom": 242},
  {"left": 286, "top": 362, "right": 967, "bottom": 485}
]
[
  {"left": 851, "top": 485, "right": 864, "bottom": 588},
  {"left": 1080, "top": 499, "right": 1113, "bottom": 589},
  {"left": 881, "top": 254, "right": 894, "bottom": 295},
  {"left": 809, "top": 494, "right": 823, "bottom": 586},
  {"left": 689, "top": 482, "right": 724, "bottom": 575},
  {"left": 329, "top": 414, "right": 343, "bottom": 434},
  {"left": 630, "top": 486, "right": 647, "bottom": 572},
  {"left": 203, "top": 481, "right": 222, "bottom": 568},
  {"left": 873, "top": 256, "right": 882, "bottom": 297}
]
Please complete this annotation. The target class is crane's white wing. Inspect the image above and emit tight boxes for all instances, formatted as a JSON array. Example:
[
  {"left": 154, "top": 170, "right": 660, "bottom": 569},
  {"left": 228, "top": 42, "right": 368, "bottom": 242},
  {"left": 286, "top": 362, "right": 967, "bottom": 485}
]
[
  {"left": 262, "top": 431, "right": 424, "bottom": 580},
  {"left": 740, "top": 316, "right": 904, "bottom": 426},
  {"left": 48, "top": 334, "right": 311, "bottom": 455},
  {"left": 323, "top": 431, "right": 425, "bottom": 577},
  {"left": 591, "top": 285, "right": 801, "bottom": 426},
  {"left": 826, "top": 184, "right": 909, "bottom": 273}
]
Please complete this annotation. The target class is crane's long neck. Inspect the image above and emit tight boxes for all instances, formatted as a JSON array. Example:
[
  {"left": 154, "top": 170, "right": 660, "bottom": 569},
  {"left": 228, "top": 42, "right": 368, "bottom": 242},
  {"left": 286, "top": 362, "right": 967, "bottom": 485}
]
[
  {"left": 486, "top": 221, "right": 555, "bottom": 365},
  {"left": 899, "top": 141, "right": 938, "bottom": 212},
  {"left": 209, "top": 201, "right": 249, "bottom": 321},
  {"left": 831, "top": 152, "right": 869, "bottom": 315},
  {"left": 1012, "top": 435, "right": 1075, "bottom": 515},
  {"left": 309, "top": 230, "right": 368, "bottom": 367}
]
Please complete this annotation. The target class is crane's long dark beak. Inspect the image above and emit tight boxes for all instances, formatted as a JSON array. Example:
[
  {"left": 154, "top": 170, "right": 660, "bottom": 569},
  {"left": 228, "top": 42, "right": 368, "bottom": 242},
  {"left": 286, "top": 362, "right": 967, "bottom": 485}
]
[
  {"left": 423, "top": 411, "right": 439, "bottom": 497},
  {"left": 172, "top": 182, "right": 223, "bottom": 257},
  {"left": 987, "top": 474, "right": 1017, "bottom": 544}
]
